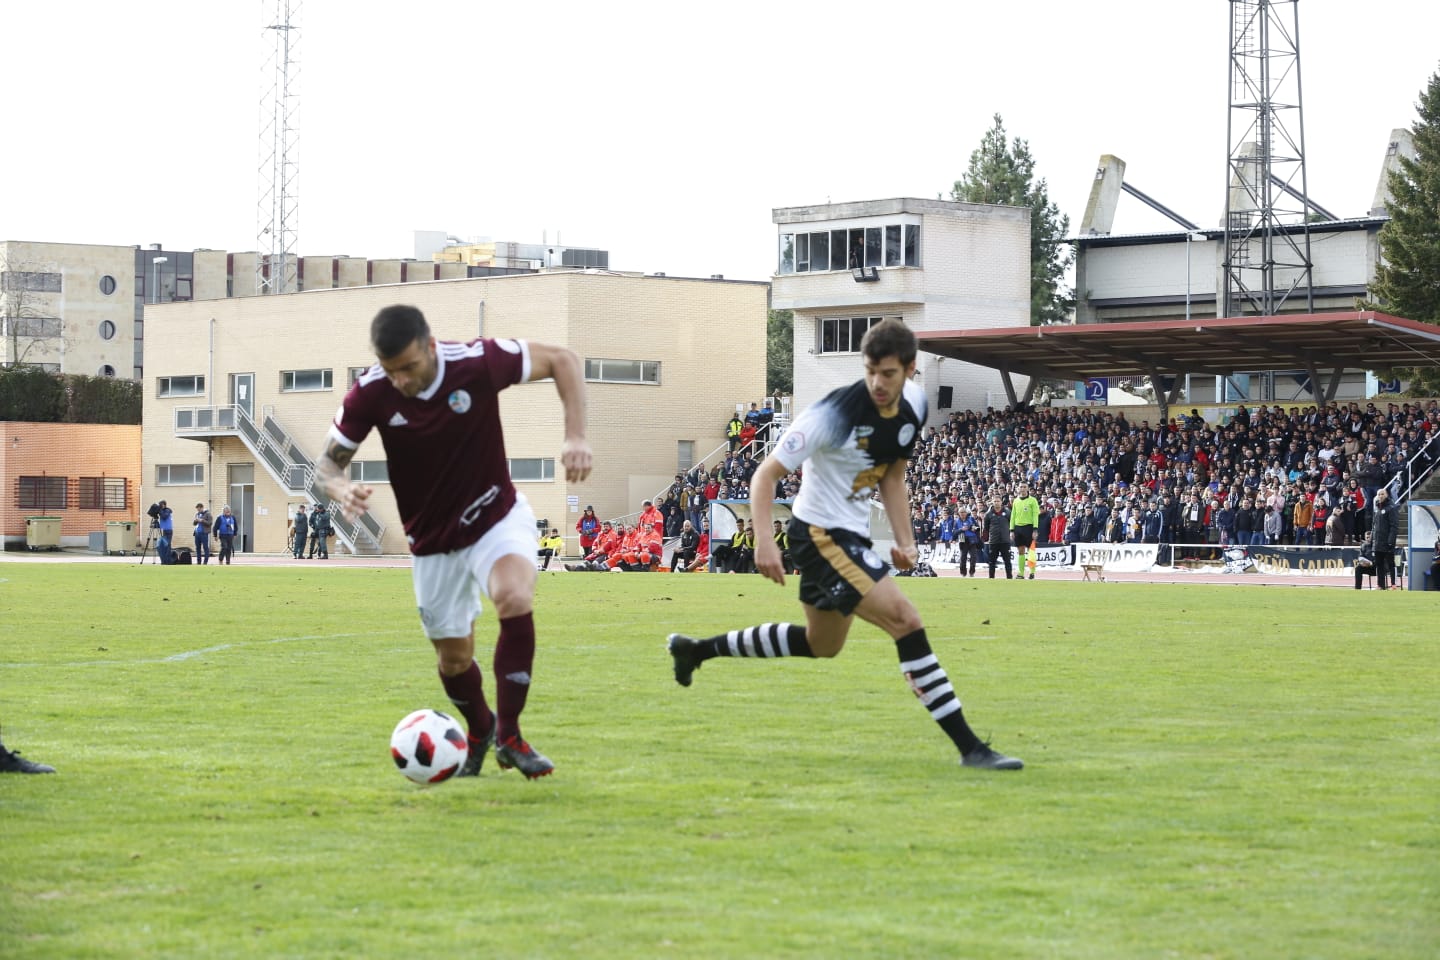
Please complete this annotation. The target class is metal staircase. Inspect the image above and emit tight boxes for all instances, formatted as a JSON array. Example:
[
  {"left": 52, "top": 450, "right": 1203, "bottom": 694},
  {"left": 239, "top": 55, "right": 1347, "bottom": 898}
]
[{"left": 173, "top": 403, "right": 386, "bottom": 554}]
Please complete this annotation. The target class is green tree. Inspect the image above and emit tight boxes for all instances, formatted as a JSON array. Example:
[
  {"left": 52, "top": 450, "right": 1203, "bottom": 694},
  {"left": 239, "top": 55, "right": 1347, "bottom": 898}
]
[
  {"left": 766, "top": 308, "right": 793, "bottom": 396},
  {"left": 1365, "top": 67, "right": 1440, "bottom": 396},
  {"left": 951, "top": 114, "right": 1075, "bottom": 326}
]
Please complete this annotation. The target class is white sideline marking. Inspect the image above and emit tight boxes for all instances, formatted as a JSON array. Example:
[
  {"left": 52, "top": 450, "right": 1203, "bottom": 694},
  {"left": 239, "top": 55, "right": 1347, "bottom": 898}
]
[{"left": 0, "top": 632, "right": 393, "bottom": 669}]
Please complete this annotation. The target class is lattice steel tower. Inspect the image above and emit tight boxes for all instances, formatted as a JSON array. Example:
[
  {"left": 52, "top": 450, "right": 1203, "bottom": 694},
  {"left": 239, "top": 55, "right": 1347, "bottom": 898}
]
[
  {"left": 1222, "top": 0, "right": 1316, "bottom": 317},
  {"left": 257, "top": 0, "right": 300, "bottom": 295}
]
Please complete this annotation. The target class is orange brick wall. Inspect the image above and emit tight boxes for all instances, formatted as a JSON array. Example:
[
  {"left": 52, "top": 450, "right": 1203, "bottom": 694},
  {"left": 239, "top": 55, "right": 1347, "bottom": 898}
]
[{"left": 0, "top": 422, "right": 143, "bottom": 540}]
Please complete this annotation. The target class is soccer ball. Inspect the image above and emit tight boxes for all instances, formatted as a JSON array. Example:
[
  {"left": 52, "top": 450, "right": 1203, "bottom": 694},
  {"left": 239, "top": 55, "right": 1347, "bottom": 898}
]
[{"left": 389, "top": 708, "right": 468, "bottom": 784}]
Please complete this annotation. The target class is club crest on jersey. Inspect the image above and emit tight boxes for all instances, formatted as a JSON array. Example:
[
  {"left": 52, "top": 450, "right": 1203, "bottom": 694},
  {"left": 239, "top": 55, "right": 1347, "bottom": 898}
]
[
  {"left": 781, "top": 431, "right": 806, "bottom": 455},
  {"left": 898, "top": 424, "right": 915, "bottom": 445},
  {"left": 861, "top": 548, "right": 883, "bottom": 569},
  {"left": 448, "top": 390, "right": 472, "bottom": 414}
]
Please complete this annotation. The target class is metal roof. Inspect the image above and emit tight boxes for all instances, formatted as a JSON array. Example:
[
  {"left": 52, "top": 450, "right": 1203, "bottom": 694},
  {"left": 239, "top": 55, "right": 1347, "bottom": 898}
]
[{"left": 917, "top": 312, "right": 1440, "bottom": 383}]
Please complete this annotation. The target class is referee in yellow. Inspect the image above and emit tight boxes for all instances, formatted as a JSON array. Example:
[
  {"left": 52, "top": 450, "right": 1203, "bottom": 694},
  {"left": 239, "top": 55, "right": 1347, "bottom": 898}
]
[{"left": 1010, "top": 482, "right": 1041, "bottom": 580}]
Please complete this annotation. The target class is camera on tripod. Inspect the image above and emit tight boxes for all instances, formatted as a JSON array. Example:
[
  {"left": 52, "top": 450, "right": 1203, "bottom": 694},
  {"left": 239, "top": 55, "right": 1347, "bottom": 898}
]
[{"left": 147, "top": 502, "right": 162, "bottom": 528}]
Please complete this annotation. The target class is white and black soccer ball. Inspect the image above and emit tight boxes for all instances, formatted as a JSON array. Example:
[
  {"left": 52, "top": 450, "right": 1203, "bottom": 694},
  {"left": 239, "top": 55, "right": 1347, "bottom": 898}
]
[{"left": 389, "top": 708, "right": 468, "bottom": 784}]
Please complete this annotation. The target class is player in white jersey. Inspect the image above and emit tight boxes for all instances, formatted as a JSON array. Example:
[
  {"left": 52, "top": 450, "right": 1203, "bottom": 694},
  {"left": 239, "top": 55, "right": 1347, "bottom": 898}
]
[
  {"left": 667, "top": 319, "right": 1022, "bottom": 771},
  {"left": 318, "top": 305, "right": 591, "bottom": 779}
]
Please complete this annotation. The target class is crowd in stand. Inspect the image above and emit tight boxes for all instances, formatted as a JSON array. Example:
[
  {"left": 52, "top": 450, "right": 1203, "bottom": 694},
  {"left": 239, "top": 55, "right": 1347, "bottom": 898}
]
[
  {"left": 564, "top": 395, "right": 1439, "bottom": 575},
  {"left": 904, "top": 399, "right": 1440, "bottom": 554}
]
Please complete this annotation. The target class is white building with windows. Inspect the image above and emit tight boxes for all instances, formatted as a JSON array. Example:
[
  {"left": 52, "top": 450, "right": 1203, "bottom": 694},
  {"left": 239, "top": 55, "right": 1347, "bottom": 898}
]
[
  {"left": 772, "top": 198, "right": 1031, "bottom": 415},
  {"left": 143, "top": 271, "right": 767, "bottom": 556}
]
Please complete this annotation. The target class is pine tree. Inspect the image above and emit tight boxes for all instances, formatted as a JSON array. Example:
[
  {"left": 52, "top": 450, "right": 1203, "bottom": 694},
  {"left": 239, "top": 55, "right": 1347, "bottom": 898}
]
[
  {"left": 951, "top": 114, "right": 1075, "bottom": 326},
  {"left": 1366, "top": 67, "right": 1440, "bottom": 395}
]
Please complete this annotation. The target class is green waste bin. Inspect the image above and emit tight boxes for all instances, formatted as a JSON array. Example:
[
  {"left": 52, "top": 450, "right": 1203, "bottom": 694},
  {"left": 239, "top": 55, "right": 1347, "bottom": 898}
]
[
  {"left": 106, "top": 520, "right": 139, "bottom": 555},
  {"left": 25, "top": 517, "right": 62, "bottom": 551}
]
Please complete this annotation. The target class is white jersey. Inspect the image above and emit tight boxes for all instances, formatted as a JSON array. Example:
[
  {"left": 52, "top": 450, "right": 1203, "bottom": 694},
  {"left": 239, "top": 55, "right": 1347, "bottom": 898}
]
[{"left": 771, "top": 378, "right": 927, "bottom": 536}]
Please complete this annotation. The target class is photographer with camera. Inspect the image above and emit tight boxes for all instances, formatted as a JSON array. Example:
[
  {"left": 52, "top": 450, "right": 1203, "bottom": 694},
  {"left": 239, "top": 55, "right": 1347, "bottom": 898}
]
[{"left": 150, "top": 500, "right": 175, "bottom": 565}]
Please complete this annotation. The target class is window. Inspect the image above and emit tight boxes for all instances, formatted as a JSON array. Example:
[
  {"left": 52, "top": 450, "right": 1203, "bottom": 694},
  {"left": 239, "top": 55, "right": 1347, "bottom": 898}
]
[
  {"left": 508, "top": 458, "right": 555, "bottom": 482},
  {"left": 584, "top": 358, "right": 660, "bottom": 384},
  {"left": 776, "top": 223, "right": 922, "bottom": 274},
  {"left": 18, "top": 476, "right": 67, "bottom": 511},
  {"left": 158, "top": 375, "right": 205, "bottom": 398},
  {"left": 885, "top": 225, "right": 902, "bottom": 266},
  {"left": 5, "top": 317, "right": 62, "bottom": 339},
  {"left": 904, "top": 224, "right": 920, "bottom": 266},
  {"left": 348, "top": 366, "right": 372, "bottom": 388},
  {"left": 98, "top": 365, "right": 116, "bottom": 377},
  {"left": 281, "top": 369, "right": 334, "bottom": 392},
  {"left": 99, "top": 320, "right": 116, "bottom": 340},
  {"left": 348, "top": 461, "right": 390, "bottom": 484},
  {"left": 99, "top": 275, "right": 117, "bottom": 295},
  {"left": 818, "top": 316, "right": 889, "bottom": 354},
  {"left": 156, "top": 464, "right": 204, "bottom": 485},
  {"left": 1, "top": 271, "right": 62, "bottom": 293},
  {"left": 78, "top": 477, "right": 127, "bottom": 510}
]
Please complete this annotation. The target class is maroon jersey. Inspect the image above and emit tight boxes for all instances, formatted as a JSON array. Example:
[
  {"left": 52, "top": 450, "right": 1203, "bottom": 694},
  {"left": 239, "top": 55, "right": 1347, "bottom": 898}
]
[{"left": 329, "top": 337, "right": 531, "bottom": 556}]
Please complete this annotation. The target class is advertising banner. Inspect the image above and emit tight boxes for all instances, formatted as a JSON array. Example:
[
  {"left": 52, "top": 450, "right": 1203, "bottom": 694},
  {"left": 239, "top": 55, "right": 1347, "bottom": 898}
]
[{"left": 1074, "top": 543, "right": 1159, "bottom": 572}]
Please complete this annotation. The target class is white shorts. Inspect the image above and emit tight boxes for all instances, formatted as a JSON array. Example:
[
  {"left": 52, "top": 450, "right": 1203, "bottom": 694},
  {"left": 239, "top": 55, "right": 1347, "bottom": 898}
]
[{"left": 412, "top": 496, "right": 538, "bottom": 639}]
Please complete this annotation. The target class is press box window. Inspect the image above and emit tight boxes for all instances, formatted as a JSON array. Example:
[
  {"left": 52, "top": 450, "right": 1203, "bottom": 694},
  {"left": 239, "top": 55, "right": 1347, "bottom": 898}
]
[
  {"left": 818, "top": 316, "right": 887, "bottom": 354},
  {"left": 281, "top": 369, "right": 333, "bottom": 392}
]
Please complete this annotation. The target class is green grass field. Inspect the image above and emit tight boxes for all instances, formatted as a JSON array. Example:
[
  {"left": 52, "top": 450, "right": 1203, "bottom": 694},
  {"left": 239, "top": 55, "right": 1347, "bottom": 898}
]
[{"left": 1, "top": 564, "right": 1436, "bottom": 959}]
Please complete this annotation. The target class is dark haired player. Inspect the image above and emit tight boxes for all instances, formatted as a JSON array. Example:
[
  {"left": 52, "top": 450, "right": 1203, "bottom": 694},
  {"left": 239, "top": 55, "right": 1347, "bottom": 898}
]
[
  {"left": 317, "top": 305, "right": 591, "bottom": 779},
  {"left": 667, "top": 318, "right": 1022, "bottom": 770}
]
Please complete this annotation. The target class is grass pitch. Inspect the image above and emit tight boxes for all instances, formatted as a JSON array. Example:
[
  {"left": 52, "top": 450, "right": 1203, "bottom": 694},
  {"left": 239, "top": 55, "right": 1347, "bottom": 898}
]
[{"left": 1, "top": 563, "right": 1436, "bottom": 959}]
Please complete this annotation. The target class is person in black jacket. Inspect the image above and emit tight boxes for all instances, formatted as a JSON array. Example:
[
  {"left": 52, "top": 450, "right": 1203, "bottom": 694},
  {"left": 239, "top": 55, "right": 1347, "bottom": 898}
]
[
  {"left": 1371, "top": 488, "right": 1400, "bottom": 589},
  {"left": 673, "top": 520, "right": 700, "bottom": 571},
  {"left": 983, "top": 498, "right": 1013, "bottom": 579}
]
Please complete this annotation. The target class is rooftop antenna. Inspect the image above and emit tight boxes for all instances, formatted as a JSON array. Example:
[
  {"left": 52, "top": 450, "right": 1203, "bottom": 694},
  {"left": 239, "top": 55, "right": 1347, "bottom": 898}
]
[
  {"left": 257, "top": 0, "right": 300, "bottom": 295},
  {"left": 1222, "top": 0, "right": 1315, "bottom": 317}
]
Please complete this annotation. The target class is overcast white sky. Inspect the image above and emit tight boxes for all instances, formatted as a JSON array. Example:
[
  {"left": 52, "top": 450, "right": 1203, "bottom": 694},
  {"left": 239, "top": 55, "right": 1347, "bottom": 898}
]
[{"left": 6, "top": 1, "right": 1437, "bottom": 282}]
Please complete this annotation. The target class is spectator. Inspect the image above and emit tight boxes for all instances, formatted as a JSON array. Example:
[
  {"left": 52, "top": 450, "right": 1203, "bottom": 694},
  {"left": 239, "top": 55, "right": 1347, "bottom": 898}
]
[
  {"left": 638, "top": 499, "right": 663, "bottom": 538},
  {"left": 674, "top": 520, "right": 700, "bottom": 571},
  {"left": 291, "top": 504, "right": 309, "bottom": 560},
  {"left": 984, "top": 498, "right": 1013, "bottom": 579},
  {"left": 193, "top": 502, "right": 213, "bottom": 565},
  {"left": 214, "top": 505, "right": 238, "bottom": 564},
  {"left": 309, "top": 504, "right": 332, "bottom": 559},
  {"left": 1371, "top": 489, "right": 1400, "bottom": 589},
  {"left": 576, "top": 506, "right": 601, "bottom": 556},
  {"left": 956, "top": 505, "right": 981, "bottom": 577},
  {"left": 537, "top": 528, "right": 563, "bottom": 571},
  {"left": 1353, "top": 534, "right": 1377, "bottom": 590},
  {"left": 771, "top": 519, "right": 791, "bottom": 573},
  {"left": 726, "top": 412, "right": 744, "bottom": 453}
]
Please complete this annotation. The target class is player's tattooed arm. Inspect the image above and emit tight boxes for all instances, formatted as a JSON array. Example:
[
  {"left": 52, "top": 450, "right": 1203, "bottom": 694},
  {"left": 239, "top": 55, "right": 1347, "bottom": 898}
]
[{"left": 316, "top": 438, "right": 371, "bottom": 519}]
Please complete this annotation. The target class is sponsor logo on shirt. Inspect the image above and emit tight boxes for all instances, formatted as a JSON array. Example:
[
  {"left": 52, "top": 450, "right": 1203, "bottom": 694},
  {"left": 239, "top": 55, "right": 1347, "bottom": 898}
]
[{"left": 448, "top": 390, "right": 472, "bottom": 414}]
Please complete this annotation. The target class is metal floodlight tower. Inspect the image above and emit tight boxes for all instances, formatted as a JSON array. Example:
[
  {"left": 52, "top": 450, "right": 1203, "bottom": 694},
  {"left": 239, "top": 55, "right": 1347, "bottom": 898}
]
[
  {"left": 1222, "top": 0, "right": 1316, "bottom": 318},
  {"left": 257, "top": 0, "right": 300, "bottom": 295}
]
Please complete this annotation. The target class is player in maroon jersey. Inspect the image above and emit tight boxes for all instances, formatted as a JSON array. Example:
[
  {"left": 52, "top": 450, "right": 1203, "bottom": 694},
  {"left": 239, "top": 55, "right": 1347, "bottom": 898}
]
[{"left": 316, "top": 305, "right": 591, "bottom": 779}]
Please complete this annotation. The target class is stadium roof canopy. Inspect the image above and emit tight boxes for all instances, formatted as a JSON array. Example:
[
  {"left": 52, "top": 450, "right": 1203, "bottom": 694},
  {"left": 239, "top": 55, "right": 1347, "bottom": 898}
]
[{"left": 917, "top": 311, "right": 1440, "bottom": 420}]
